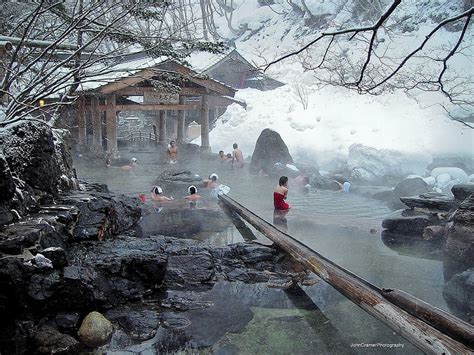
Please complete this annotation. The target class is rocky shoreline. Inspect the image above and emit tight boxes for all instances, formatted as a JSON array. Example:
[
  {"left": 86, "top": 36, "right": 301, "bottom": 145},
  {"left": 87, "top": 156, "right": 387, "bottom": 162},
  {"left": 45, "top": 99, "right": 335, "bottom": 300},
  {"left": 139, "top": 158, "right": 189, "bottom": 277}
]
[
  {"left": 0, "top": 121, "right": 472, "bottom": 353},
  {"left": 0, "top": 121, "right": 313, "bottom": 353}
]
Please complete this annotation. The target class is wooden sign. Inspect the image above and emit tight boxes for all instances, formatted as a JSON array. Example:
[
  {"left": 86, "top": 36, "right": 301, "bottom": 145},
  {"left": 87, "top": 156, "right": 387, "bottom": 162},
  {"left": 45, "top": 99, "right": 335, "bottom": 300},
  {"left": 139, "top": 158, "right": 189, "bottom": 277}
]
[{"left": 144, "top": 91, "right": 179, "bottom": 104}]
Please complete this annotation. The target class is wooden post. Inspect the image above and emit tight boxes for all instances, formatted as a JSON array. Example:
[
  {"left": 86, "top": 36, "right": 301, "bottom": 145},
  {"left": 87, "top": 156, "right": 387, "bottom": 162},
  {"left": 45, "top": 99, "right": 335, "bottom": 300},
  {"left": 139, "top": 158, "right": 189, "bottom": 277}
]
[
  {"left": 158, "top": 110, "right": 166, "bottom": 145},
  {"left": 90, "top": 96, "right": 103, "bottom": 156},
  {"left": 217, "top": 194, "right": 472, "bottom": 354},
  {"left": 77, "top": 96, "right": 87, "bottom": 151},
  {"left": 177, "top": 96, "right": 186, "bottom": 143},
  {"left": 105, "top": 94, "right": 119, "bottom": 158},
  {"left": 200, "top": 94, "right": 210, "bottom": 151},
  {"left": 0, "top": 47, "right": 6, "bottom": 104}
]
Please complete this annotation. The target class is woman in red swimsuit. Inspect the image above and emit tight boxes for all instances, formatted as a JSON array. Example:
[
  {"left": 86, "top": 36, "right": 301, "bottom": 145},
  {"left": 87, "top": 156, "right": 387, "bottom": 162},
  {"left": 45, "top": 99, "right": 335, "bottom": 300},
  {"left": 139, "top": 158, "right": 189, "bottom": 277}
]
[{"left": 274, "top": 176, "right": 290, "bottom": 210}]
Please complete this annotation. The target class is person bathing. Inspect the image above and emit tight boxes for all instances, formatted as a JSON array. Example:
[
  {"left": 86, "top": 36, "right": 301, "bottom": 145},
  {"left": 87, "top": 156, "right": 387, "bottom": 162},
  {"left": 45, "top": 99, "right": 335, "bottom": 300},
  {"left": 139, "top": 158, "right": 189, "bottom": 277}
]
[
  {"left": 150, "top": 186, "right": 173, "bottom": 201},
  {"left": 202, "top": 173, "right": 219, "bottom": 188},
  {"left": 274, "top": 176, "right": 290, "bottom": 210},
  {"left": 185, "top": 185, "right": 201, "bottom": 201}
]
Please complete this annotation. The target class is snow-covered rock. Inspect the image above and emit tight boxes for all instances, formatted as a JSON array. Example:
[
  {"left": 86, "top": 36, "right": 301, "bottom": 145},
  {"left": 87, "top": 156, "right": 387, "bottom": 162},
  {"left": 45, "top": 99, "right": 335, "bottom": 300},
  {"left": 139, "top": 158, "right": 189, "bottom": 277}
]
[
  {"left": 431, "top": 167, "right": 469, "bottom": 184},
  {"left": 436, "top": 173, "right": 452, "bottom": 188},
  {"left": 348, "top": 144, "right": 429, "bottom": 183}
]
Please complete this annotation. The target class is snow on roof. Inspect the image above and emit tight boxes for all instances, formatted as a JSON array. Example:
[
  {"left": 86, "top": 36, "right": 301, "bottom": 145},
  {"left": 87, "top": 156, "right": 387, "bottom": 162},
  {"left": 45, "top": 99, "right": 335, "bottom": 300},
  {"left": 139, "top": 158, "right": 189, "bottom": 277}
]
[
  {"left": 79, "top": 56, "right": 167, "bottom": 92},
  {"left": 77, "top": 49, "right": 247, "bottom": 93},
  {"left": 186, "top": 49, "right": 233, "bottom": 73}
]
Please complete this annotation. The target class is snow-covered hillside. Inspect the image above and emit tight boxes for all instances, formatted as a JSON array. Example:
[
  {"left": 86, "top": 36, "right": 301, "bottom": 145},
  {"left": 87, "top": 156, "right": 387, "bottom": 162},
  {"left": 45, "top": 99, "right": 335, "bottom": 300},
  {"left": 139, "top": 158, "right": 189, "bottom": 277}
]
[{"left": 195, "top": 0, "right": 474, "bottom": 172}]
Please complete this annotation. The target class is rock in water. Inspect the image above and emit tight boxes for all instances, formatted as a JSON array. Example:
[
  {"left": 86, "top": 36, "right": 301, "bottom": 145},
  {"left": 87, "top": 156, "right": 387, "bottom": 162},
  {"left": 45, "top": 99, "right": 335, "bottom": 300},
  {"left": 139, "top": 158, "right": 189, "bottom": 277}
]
[
  {"left": 78, "top": 311, "right": 113, "bottom": 347},
  {"left": 249, "top": 129, "right": 293, "bottom": 174}
]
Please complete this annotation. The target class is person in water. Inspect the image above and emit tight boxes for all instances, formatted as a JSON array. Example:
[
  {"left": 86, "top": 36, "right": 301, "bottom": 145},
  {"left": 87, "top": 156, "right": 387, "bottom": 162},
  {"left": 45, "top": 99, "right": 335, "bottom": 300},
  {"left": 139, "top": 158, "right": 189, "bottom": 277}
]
[
  {"left": 185, "top": 185, "right": 201, "bottom": 201},
  {"left": 167, "top": 140, "right": 178, "bottom": 164},
  {"left": 150, "top": 186, "right": 173, "bottom": 201},
  {"left": 202, "top": 173, "right": 219, "bottom": 188},
  {"left": 274, "top": 176, "right": 290, "bottom": 210},
  {"left": 218, "top": 150, "right": 227, "bottom": 161},
  {"left": 120, "top": 157, "right": 138, "bottom": 171},
  {"left": 232, "top": 143, "right": 244, "bottom": 168}
]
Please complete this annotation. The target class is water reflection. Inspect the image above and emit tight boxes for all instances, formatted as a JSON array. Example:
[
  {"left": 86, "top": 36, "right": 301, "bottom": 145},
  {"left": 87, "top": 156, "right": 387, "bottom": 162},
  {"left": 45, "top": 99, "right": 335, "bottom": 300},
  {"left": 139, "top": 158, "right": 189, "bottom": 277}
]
[
  {"left": 273, "top": 209, "right": 289, "bottom": 232},
  {"left": 73, "top": 149, "right": 452, "bottom": 350}
]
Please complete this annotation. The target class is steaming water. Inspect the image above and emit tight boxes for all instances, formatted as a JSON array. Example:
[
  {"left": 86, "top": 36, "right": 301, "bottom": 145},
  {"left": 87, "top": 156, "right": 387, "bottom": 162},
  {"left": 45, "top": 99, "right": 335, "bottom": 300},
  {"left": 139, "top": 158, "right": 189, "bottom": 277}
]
[{"left": 74, "top": 149, "right": 452, "bottom": 354}]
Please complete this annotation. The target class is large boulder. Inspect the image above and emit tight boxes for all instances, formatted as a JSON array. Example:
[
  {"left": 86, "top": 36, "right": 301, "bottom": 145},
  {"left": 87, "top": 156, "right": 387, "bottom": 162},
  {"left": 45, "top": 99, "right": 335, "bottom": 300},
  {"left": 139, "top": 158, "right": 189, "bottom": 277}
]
[
  {"left": 451, "top": 183, "right": 474, "bottom": 201},
  {"left": 249, "top": 129, "right": 293, "bottom": 174},
  {"left": 78, "top": 311, "right": 113, "bottom": 347},
  {"left": 399, "top": 192, "right": 457, "bottom": 211},
  {"left": 32, "top": 325, "right": 80, "bottom": 354},
  {"left": 444, "top": 194, "right": 474, "bottom": 280},
  {"left": 0, "top": 154, "right": 15, "bottom": 202},
  {"left": 0, "top": 121, "right": 61, "bottom": 194},
  {"left": 388, "top": 177, "right": 430, "bottom": 210},
  {"left": 382, "top": 209, "right": 438, "bottom": 235},
  {"left": 443, "top": 268, "right": 474, "bottom": 319}
]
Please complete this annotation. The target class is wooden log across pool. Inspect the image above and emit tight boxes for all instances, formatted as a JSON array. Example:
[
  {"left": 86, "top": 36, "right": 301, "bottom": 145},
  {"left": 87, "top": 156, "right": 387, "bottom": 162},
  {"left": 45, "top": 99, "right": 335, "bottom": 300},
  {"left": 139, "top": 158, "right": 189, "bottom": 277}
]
[{"left": 218, "top": 194, "right": 473, "bottom": 354}]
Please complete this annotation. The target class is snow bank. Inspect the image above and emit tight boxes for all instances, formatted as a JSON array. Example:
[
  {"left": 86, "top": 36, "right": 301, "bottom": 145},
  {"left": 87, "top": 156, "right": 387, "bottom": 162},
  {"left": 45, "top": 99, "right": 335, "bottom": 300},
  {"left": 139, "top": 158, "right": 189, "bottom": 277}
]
[{"left": 206, "top": 85, "right": 472, "bottom": 172}]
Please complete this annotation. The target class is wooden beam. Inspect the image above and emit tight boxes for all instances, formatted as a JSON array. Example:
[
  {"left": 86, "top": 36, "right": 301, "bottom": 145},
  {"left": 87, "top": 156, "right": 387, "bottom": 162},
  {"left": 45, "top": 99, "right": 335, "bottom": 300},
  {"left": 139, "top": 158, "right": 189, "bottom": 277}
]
[
  {"left": 177, "top": 96, "right": 185, "bottom": 144},
  {"left": 90, "top": 96, "right": 103, "bottom": 155},
  {"left": 99, "top": 68, "right": 154, "bottom": 95},
  {"left": 200, "top": 94, "right": 210, "bottom": 150},
  {"left": 381, "top": 288, "right": 474, "bottom": 348},
  {"left": 77, "top": 96, "right": 87, "bottom": 149},
  {"left": 105, "top": 94, "right": 118, "bottom": 157},
  {"left": 97, "top": 103, "right": 200, "bottom": 111},
  {"left": 158, "top": 110, "right": 166, "bottom": 144},
  {"left": 164, "top": 62, "right": 236, "bottom": 97},
  {"left": 115, "top": 86, "right": 209, "bottom": 96},
  {"left": 217, "top": 194, "right": 472, "bottom": 354}
]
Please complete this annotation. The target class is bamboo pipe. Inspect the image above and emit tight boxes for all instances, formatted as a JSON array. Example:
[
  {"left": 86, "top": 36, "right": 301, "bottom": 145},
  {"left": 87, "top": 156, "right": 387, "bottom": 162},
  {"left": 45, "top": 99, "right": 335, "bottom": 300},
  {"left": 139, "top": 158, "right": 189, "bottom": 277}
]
[{"left": 218, "top": 194, "right": 472, "bottom": 354}]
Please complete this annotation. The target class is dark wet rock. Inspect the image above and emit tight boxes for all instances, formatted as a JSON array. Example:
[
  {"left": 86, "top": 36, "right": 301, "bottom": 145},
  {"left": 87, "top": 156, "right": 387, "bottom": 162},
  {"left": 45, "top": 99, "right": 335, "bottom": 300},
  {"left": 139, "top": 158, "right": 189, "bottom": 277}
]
[
  {"left": 0, "top": 218, "right": 69, "bottom": 255},
  {"left": 58, "top": 192, "right": 141, "bottom": 241},
  {"left": 70, "top": 236, "right": 168, "bottom": 288},
  {"left": 382, "top": 209, "right": 439, "bottom": 235},
  {"left": 443, "top": 268, "right": 474, "bottom": 318},
  {"left": 157, "top": 169, "right": 202, "bottom": 184},
  {"left": 32, "top": 325, "right": 80, "bottom": 354},
  {"left": 451, "top": 183, "right": 474, "bottom": 201},
  {"left": 140, "top": 207, "right": 230, "bottom": 238},
  {"left": 0, "top": 205, "right": 16, "bottom": 226},
  {"left": 166, "top": 252, "right": 214, "bottom": 288},
  {"left": 400, "top": 192, "right": 457, "bottom": 211},
  {"left": 351, "top": 186, "right": 393, "bottom": 201},
  {"left": 0, "top": 153, "right": 15, "bottom": 202},
  {"left": 249, "top": 128, "right": 293, "bottom": 174},
  {"left": 106, "top": 308, "right": 159, "bottom": 341},
  {"left": 42, "top": 247, "right": 68, "bottom": 268},
  {"left": 55, "top": 312, "right": 80, "bottom": 331},
  {"left": 78, "top": 311, "right": 113, "bottom": 347},
  {"left": 309, "top": 171, "right": 341, "bottom": 191},
  {"left": 79, "top": 181, "right": 110, "bottom": 193},
  {"left": 232, "top": 243, "right": 278, "bottom": 264},
  {"left": 28, "top": 271, "right": 62, "bottom": 301},
  {"left": 388, "top": 177, "right": 430, "bottom": 210},
  {"left": 52, "top": 129, "right": 76, "bottom": 189},
  {"left": 0, "top": 121, "right": 61, "bottom": 194},
  {"left": 422, "top": 225, "right": 446, "bottom": 240},
  {"left": 444, "top": 195, "right": 474, "bottom": 280},
  {"left": 0, "top": 224, "right": 42, "bottom": 254}
]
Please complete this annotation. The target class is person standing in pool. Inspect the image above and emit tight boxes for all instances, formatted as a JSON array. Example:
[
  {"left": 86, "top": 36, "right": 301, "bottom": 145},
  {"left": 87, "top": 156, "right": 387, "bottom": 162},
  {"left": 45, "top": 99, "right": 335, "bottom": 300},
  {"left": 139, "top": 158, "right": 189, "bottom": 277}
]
[
  {"left": 167, "top": 140, "right": 178, "bottom": 164},
  {"left": 232, "top": 143, "right": 244, "bottom": 168},
  {"left": 274, "top": 176, "right": 290, "bottom": 210}
]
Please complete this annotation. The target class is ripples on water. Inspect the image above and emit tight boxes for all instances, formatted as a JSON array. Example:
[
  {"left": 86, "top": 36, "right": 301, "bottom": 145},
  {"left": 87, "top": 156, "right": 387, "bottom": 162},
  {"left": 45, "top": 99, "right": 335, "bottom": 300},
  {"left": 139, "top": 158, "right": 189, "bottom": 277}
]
[{"left": 74, "top": 150, "right": 451, "bottom": 354}]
